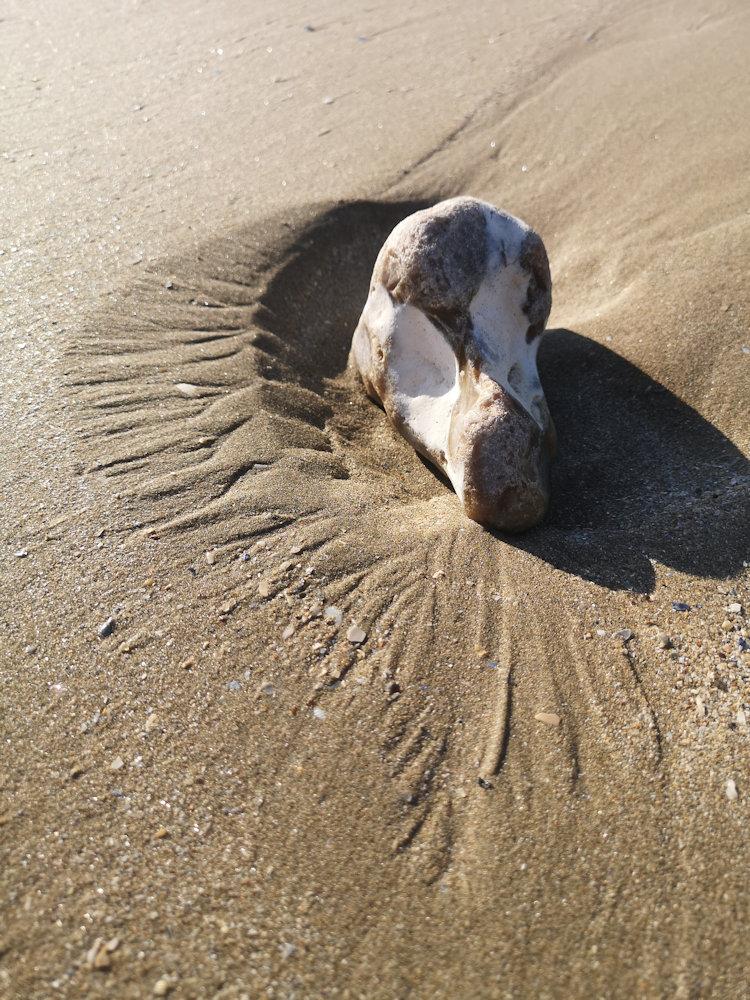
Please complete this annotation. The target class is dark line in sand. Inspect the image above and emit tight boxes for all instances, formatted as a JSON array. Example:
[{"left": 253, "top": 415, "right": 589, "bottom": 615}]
[{"left": 479, "top": 664, "right": 512, "bottom": 781}]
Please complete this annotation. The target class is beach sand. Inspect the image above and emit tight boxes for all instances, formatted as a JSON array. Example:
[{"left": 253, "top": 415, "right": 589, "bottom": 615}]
[{"left": 1, "top": 1, "right": 749, "bottom": 996}]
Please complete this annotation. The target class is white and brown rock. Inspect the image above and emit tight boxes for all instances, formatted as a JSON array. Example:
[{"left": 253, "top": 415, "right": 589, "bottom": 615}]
[{"left": 350, "top": 197, "right": 555, "bottom": 531}]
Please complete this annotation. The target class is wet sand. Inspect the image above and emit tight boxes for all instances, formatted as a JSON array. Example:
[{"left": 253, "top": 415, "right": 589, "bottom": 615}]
[{"left": 1, "top": 1, "right": 749, "bottom": 996}]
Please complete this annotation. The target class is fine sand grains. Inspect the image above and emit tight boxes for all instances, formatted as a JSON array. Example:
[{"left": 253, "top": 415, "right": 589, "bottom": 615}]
[{"left": 1, "top": 0, "right": 749, "bottom": 997}]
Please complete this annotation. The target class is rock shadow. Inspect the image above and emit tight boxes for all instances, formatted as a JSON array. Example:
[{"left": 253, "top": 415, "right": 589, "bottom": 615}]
[
  {"left": 257, "top": 199, "right": 430, "bottom": 390},
  {"left": 504, "top": 329, "right": 750, "bottom": 591}
]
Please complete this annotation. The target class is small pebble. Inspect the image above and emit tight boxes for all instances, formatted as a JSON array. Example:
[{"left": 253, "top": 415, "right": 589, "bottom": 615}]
[
  {"left": 282, "top": 623, "right": 296, "bottom": 640},
  {"left": 656, "top": 632, "right": 672, "bottom": 649},
  {"left": 726, "top": 779, "right": 738, "bottom": 801},
  {"left": 672, "top": 602, "right": 691, "bottom": 613},
  {"left": 324, "top": 605, "right": 343, "bottom": 627},
  {"left": 98, "top": 617, "right": 117, "bottom": 639},
  {"left": 613, "top": 628, "right": 633, "bottom": 642},
  {"left": 726, "top": 603, "right": 743, "bottom": 615},
  {"left": 153, "top": 979, "right": 174, "bottom": 997},
  {"left": 14, "top": 548, "right": 28, "bottom": 558},
  {"left": 534, "top": 712, "right": 561, "bottom": 727},
  {"left": 85, "top": 938, "right": 112, "bottom": 971},
  {"left": 205, "top": 550, "right": 216, "bottom": 565},
  {"left": 227, "top": 679, "right": 242, "bottom": 692},
  {"left": 110, "top": 756, "right": 124, "bottom": 772},
  {"left": 312, "top": 706, "right": 326, "bottom": 720},
  {"left": 346, "top": 624, "right": 366, "bottom": 644},
  {"left": 175, "top": 382, "right": 203, "bottom": 398}
]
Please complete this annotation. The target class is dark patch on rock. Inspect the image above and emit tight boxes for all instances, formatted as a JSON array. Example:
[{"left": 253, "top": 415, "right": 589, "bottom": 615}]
[
  {"left": 519, "top": 230, "right": 552, "bottom": 342},
  {"left": 373, "top": 198, "right": 488, "bottom": 351}
]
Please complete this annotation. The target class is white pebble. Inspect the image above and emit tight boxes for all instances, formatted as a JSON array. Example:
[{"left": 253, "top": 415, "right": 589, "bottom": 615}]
[
  {"left": 323, "top": 605, "right": 343, "bottom": 627},
  {"left": 346, "top": 624, "right": 366, "bottom": 644}
]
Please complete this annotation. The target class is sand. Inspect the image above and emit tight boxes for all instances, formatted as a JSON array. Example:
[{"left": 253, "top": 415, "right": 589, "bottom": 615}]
[{"left": 1, "top": 0, "right": 749, "bottom": 996}]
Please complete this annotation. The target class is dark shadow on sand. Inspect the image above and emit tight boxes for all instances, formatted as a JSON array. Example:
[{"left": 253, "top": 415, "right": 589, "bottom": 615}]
[{"left": 503, "top": 329, "right": 750, "bottom": 591}]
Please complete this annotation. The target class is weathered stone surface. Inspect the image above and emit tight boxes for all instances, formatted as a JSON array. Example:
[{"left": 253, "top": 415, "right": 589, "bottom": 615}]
[{"left": 350, "top": 196, "right": 555, "bottom": 531}]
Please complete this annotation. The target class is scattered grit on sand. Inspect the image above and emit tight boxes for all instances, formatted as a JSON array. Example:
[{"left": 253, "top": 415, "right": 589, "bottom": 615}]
[{"left": 1, "top": 1, "right": 749, "bottom": 997}]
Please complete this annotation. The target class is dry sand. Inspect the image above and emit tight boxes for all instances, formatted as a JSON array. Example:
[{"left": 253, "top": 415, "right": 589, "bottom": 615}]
[{"left": 1, "top": 0, "right": 749, "bottom": 996}]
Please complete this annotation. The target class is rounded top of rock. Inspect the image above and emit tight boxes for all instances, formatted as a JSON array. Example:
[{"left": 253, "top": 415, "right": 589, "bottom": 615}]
[{"left": 372, "top": 196, "right": 551, "bottom": 347}]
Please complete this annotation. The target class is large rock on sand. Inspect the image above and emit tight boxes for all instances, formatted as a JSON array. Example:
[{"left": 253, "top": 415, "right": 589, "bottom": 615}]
[{"left": 350, "top": 196, "right": 555, "bottom": 532}]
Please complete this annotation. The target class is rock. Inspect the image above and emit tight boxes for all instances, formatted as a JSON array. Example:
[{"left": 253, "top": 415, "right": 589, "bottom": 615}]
[
  {"left": 534, "top": 712, "right": 561, "bottom": 727},
  {"left": 613, "top": 628, "right": 633, "bottom": 642},
  {"left": 153, "top": 978, "right": 174, "bottom": 996},
  {"left": 726, "top": 778, "right": 738, "bottom": 801},
  {"left": 656, "top": 632, "right": 672, "bottom": 649},
  {"left": 118, "top": 632, "right": 144, "bottom": 654},
  {"left": 350, "top": 197, "right": 554, "bottom": 532},
  {"left": 324, "top": 605, "right": 343, "bottom": 627},
  {"left": 14, "top": 548, "right": 28, "bottom": 558},
  {"left": 312, "top": 706, "right": 326, "bottom": 720},
  {"left": 282, "top": 623, "right": 296, "bottom": 640},
  {"left": 174, "top": 382, "right": 203, "bottom": 398},
  {"left": 726, "top": 602, "right": 743, "bottom": 615},
  {"left": 346, "top": 624, "right": 367, "bottom": 644},
  {"left": 97, "top": 616, "right": 117, "bottom": 639},
  {"left": 85, "top": 937, "right": 112, "bottom": 971},
  {"left": 110, "top": 756, "right": 124, "bottom": 771},
  {"left": 672, "top": 602, "right": 691, "bottom": 613}
]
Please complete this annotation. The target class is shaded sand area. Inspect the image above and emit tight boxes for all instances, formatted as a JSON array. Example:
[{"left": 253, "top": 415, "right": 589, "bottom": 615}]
[{"left": 1, "top": 0, "right": 749, "bottom": 996}]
